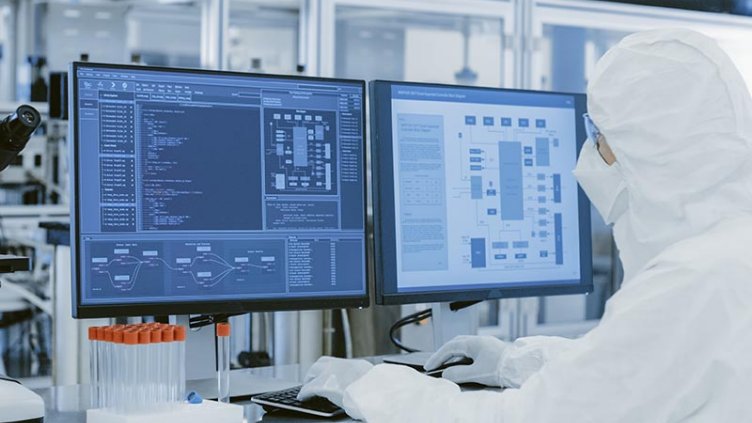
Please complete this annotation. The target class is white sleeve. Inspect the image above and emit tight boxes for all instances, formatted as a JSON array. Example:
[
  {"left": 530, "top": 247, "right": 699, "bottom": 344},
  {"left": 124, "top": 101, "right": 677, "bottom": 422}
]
[
  {"left": 498, "top": 336, "right": 576, "bottom": 388},
  {"left": 489, "top": 260, "right": 752, "bottom": 423},
  {"left": 343, "top": 364, "right": 510, "bottom": 423},
  {"left": 341, "top": 254, "right": 752, "bottom": 423}
]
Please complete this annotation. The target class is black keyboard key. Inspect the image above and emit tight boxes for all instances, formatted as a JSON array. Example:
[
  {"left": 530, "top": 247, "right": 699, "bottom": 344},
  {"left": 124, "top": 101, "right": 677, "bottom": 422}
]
[{"left": 251, "top": 385, "right": 344, "bottom": 418}]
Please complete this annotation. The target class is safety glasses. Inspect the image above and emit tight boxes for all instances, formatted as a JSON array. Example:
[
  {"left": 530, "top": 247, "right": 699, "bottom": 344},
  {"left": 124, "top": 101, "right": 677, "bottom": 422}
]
[
  {"left": 582, "top": 113, "right": 601, "bottom": 143},
  {"left": 583, "top": 113, "right": 614, "bottom": 164}
]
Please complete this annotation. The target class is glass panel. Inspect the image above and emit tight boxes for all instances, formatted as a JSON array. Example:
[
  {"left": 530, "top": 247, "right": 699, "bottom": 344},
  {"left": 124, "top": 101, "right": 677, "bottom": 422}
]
[
  {"left": 126, "top": 3, "right": 202, "bottom": 68},
  {"left": 228, "top": 0, "right": 300, "bottom": 74},
  {"left": 0, "top": 2, "right": 11, "bottom": 101},
  {"left": 333, "top": 5, "right": 507, "bottom": 331},
  {"left": 42, "top": 2, "right": 202, "bottom": 72},
  {"left": 334, "top": 6, "right": 505, "bottom": 86},
  {"left": 533, "top": 25, "right": 630, "bottom": 328},
  {"left": 534, "top": 21, "right": 752, "bottom": 329}
]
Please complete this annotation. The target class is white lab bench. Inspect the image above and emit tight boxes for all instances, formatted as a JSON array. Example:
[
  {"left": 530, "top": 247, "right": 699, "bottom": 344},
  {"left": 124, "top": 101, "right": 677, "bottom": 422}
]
[
  {"left": 34, "top": 359, "right": 500, "bottom": 422},
  {"left": 35, "top": 364, "right": 352, "bottom": 423}
]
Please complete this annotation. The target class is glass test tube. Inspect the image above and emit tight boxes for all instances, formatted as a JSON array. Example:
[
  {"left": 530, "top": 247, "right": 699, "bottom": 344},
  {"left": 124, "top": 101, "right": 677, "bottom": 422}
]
[
  {"left": 216, "top": 322, "right": 231, "bottom": 403},
  {"left": 161, "top": 325, "right": 175, "bottom": 407},
  {"left": 88, "top": 327, "right": 99, "bottom": 409},
  {"left": 150, "top": 327, "right": 163, "bottom": 409},
  {"left": 175, "top": 325, "right": 187, "bottom": 403},
  {"left": 138, "top": 329, "right": 151, "bottom": 411},
  {"left": 110, "top": 323, "right": 125, "bottom": 412},
  {"left": 113, "top": 328, "right": 125, "bottom": 414},
  {"left": 103, "top": 326, "right": 114, "bottom": 410},
  {"left": 95, "top": 327, "right": 106, "bottom": 408},
  {"left": 123, "top": 330, "right": 139, "bottom": 415}
]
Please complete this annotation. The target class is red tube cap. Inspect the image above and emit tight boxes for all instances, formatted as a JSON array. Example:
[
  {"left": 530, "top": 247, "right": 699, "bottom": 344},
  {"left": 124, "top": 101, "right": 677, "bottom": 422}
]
[
  {"left": 216, "top": 322, "right": 230, "bottom": 337},
  {"left": 113, "top": 328, "right": 124, "bottom": 344},
  {"left": 175, "top": 325, "right": 186, "bottom": 341},
  {"left": 124, "top": 331, "right": 138, "bottom": 345},
  {"left": 150, "top": 328, "right": 162, "bottom": 343},
  {"left": 162, "top": 326, "right": 175, "bottom": 342}
]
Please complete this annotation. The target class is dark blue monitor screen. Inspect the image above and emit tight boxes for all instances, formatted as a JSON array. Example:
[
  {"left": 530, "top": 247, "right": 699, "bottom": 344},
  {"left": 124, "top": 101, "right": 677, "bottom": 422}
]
[
  {"left": 370, "top": 81, "right": 592, "bottom": 305},
  {"left": 71, "top": 63, "right": 368, "bottom": 317}
]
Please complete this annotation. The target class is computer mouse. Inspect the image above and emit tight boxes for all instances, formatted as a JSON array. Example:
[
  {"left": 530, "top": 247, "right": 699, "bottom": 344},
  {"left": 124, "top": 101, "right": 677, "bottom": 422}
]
[{"left": 424, "top": 356, "right": 474, "bottom": 377}]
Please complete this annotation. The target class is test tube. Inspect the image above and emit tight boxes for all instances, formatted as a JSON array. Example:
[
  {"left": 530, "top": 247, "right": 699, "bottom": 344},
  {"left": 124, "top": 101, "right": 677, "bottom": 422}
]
[
  {"left": 161, "top": 325, "right": 175, "bottom": 407},
  {"left": 123, "top": 330, "right": 139, "bottom": 414},
  {"left": 113, "top": 327, "right": 125, "bottom": 414},
  {"left": 166, "top": 325, "right": 178, "bottom": 404},
  {"left": 175, "top": 325, "right": 186, "bottom": 403},
  {"left": 110, "top": 324, "right": 125, "bottom": 412},
  {"left": 138, "top": 328, "right": 151, "bottom": 411},
  {"left": 216, "top": 322, "right": 231, "bottom": 403},
  {"left": 88, "top": 327, "right": 99, "bottom": 408},
  {"left": 103, "top": 326, "right": 114, "bottom": 410},
  {"left": 95, "top": 326, "right": 106, "bottom": 408},
  {"left": 150, "top": 327, "right": 163, "bottom": 408}
]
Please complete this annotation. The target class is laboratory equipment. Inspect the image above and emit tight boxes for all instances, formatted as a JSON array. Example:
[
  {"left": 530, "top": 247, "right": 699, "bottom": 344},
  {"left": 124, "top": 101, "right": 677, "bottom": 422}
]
[
  {"left": 0, "top": 376, "right": 44, "bottom": 423},
  {"left": 88, "top": 323, "right": 187, "bottom": 414},
  {"left": 0, "top": 103, "right": 44, "bottom": 422},
  {"left": 0, "top": 104, "right": 41, "bottom": 288},
  {"left": 216, "top": 322, "right": 230, "bottom": 403},
  {"left": 0, "top": 104, "right": 42, "bottom": 172},
  {"left": 69, "top": 62, "right": 369, "bottom": 318},
  {"left": 85, "top": 324, "right": 244, "bottom": 423},
  {"left": 369, "top": 81, "right": 592, "bottom": 347}
]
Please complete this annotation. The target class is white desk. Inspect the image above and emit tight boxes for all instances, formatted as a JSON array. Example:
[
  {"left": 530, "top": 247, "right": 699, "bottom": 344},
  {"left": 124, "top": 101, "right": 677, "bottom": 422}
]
[
  {"left": 35, "top": 359, "right": 499, "bottom": 422},
  {"left": 36, "top": 364, "right": 352, "bottom": 423}
]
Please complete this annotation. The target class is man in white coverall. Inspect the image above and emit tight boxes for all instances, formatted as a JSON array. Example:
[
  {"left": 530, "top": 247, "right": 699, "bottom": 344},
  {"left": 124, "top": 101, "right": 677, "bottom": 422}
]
[{"left": 297, "top": 28, "right": 752, "bottom": 422}]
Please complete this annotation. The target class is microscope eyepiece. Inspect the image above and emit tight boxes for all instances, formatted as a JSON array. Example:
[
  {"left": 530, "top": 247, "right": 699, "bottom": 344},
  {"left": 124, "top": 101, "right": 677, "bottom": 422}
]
[
  {"left": 0, "top": 104, "right": 42, "bottom": 172},
  {"left": 1, "top": 105, "right": 42, "bottom": 148}
]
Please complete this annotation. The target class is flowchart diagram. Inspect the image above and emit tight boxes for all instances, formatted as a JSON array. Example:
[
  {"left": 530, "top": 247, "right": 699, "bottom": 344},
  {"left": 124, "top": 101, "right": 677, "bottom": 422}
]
[
  {"left": 452, "top": 114, "right": 564, "bottom": 269},
  {"left": 392, "top": 97, "right": 581, "bottom": 288},
  {"left": 264, "top": 108, "right": 337, "bottom": 195},
  {"left": 86, "top": 240, "right": 284, "bottom": 297}
]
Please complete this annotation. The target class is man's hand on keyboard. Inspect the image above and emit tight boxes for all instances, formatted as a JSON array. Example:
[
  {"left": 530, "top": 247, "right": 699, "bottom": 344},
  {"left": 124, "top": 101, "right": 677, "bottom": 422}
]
[{"left": 297, "top": 357, "right": 374, "bottom": 408}]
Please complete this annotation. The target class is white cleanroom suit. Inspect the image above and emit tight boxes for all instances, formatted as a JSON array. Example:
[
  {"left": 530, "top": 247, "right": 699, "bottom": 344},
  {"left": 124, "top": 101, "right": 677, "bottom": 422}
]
[{"left": 300, "top": 28, "right": 752, "bottom": 422}]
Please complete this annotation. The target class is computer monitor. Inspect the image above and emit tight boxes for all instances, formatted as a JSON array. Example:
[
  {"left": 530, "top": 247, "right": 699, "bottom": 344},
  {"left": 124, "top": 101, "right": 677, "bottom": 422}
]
[
  {"left": 370, "top": 81, "right": 592, "bottom": 306},
  {"left": 70, "top": 63, "right": 368, "bottom": 318}
]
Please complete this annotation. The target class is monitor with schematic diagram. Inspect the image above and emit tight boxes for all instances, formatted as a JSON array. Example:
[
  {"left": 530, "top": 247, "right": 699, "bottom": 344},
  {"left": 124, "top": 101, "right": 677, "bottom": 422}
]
[
  {"left": 70, "top": 63, "right": 368, "bottom": 317},
  {"left": 370, "top": 81, "right": 593, "bottom": 305}
]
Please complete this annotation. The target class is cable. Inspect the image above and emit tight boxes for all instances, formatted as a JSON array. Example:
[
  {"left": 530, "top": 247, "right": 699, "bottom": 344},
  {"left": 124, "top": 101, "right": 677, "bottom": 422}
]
[
  {"left": 389, "top": 309, "right": 432, "bottom": 353},
  {"left": 340, "top": 309, "right": 353, "bottom": 359},
  {"left": 188, "top": 313, "right": 243, "bottom": 329}
]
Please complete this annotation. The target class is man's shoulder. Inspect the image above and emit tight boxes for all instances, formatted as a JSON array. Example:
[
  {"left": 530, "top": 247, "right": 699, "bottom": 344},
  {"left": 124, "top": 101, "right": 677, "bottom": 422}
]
[{"left": 652, "top": 216, "right": 752, "bottom": 282}]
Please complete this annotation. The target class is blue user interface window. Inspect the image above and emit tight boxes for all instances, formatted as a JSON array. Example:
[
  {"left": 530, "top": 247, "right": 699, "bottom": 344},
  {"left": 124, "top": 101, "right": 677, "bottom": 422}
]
[
  {"left": 74, "top": 65, "right": 366, "bottom": 308},
  {"left": 373, "top": 82, "right": 589, "bottom": 301}
]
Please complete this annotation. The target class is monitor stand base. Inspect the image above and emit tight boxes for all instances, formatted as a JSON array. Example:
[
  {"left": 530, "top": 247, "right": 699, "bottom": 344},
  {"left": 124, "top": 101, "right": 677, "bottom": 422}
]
[
  {"left": 431, "top": 302, "right": 479, "bottom": 350},
  {"left": 382, "top": 302, "right": 479, "bottom": 370}
]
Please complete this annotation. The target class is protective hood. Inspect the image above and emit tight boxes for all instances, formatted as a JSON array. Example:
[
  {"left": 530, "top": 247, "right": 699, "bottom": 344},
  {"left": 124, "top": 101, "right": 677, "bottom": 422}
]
[{"left": 586, "top": 28, "right": 752, "bottom": 279}]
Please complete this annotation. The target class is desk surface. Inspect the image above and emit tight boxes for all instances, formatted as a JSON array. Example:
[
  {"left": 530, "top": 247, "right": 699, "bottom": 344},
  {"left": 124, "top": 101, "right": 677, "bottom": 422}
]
[
  {"left": 35, "top": 359, "right": 498, "bottom": 422},
  {"left": 36, "top": 364, "right": 355, "bottom": 423}
]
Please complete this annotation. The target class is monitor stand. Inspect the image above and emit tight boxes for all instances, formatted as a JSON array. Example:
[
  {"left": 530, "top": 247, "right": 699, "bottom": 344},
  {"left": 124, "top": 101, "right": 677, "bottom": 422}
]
[
  {"left": 431, "top": 302, "right": 479, "bottom": 349},
  {"left": 383, "top": 302, "right": 479, "bottom": 370}
]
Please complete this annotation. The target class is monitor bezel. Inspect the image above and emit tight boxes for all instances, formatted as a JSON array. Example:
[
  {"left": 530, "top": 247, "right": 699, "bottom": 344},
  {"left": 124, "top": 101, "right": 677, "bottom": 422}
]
[
  {"left": 370, "top": 80, "right": 593, "bottom": 306},
  {"left": 70, "top": 62, "right": 370, "bottom": 318}
]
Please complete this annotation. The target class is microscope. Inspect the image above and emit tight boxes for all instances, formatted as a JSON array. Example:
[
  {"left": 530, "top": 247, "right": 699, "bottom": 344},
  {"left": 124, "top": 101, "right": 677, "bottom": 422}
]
[{"left": 0, "top": 105, "right": 45, "bottom": 423}]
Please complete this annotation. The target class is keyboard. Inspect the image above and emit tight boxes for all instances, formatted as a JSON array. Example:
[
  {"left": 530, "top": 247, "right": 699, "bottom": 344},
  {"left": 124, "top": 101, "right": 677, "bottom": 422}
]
[{"left": 251, "top": 385, "right": 344, "bottom": 418}]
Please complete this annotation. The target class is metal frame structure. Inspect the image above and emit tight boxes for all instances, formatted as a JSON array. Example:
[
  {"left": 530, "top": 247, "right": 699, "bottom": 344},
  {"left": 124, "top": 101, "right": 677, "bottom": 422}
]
[{"left": 3, "top": 0, "right": 752, "bottom": 381}]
